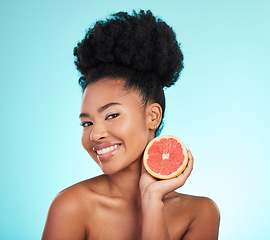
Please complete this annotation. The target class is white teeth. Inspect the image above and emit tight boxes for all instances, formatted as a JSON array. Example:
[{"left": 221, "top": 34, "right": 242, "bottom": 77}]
[{"left": 96, "top": 145, "right": 118, "bottom": 155}]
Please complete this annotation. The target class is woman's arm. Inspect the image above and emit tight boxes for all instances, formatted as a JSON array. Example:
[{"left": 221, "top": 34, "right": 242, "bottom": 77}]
[
  {"left": 141, "top": 191, "right": 170, "bottom": 239},
  {"left": 42, "top": 192, "right": 87, "bottom": 240},
  {"left": 140, "top": 150, "right": 194, "bottom": 240}
]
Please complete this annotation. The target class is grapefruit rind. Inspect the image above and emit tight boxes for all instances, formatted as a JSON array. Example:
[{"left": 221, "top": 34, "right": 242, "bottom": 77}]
[{"left": 143, "top": 135, "right": 188, "bottom": 180}]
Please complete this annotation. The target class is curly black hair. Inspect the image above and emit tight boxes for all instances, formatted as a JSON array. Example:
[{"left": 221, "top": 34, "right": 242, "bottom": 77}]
[{"left": 74, "top": 10, "right": 184, "bottom": 136}]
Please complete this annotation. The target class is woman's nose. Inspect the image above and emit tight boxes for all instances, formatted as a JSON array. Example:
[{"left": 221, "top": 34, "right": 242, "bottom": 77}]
[{"left": 90, "top": 123, "right": 108, "bottom": 142}]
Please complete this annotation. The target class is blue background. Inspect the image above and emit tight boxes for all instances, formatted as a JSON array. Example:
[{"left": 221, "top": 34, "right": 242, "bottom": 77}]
[{"left": 1, "top": 0, "right": 269, "bottom": 239}]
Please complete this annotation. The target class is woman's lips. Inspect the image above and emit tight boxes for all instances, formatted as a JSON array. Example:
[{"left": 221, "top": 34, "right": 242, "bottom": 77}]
[{"left": 94, "top": 143, "right": 121, "bottom": 162}]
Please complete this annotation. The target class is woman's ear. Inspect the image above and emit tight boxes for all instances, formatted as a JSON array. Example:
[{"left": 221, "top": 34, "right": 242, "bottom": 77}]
[{"left": 146, "top": 103, "right": 162, "bottom": 130}]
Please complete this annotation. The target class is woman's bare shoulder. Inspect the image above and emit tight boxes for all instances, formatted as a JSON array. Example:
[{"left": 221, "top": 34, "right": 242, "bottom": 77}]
[
  {"left": 164, "top": 192, "right": 220, "bottom": 239},
  {"left": 42, "top": 175, "right": 108, "bottom": 239},
  {"left": 165, "top": 191, "right": 220, "bottom": 219},
  {"left": 165, "top": 191, "right": 215, "bottom": 204},
  {"left": 51, "top": 174, "right": 109, "bottom": 209}
]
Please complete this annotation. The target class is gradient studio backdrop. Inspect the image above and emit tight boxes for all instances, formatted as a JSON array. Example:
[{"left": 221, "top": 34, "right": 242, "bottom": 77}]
[{"left": 0, "top": 0, "right": 269, "bottom": 239}]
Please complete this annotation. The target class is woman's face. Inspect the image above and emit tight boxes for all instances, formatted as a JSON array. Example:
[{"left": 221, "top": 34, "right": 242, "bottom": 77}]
[{"left": 80, "top": 78, "right": 155, "bottom": 175}]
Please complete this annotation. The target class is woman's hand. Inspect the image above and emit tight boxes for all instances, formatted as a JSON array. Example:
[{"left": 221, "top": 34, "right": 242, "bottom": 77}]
[
  {"left": 139, "top": 150, "right": 194, "bottom": 200},
  {"left": 140, "top": 150, "right": 194, "bottom": 239}
]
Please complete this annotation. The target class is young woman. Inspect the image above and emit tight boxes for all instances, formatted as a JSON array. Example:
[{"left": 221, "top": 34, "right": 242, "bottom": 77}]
[{"left": 42, "top": 10, "right": 220, "bottom": 240}]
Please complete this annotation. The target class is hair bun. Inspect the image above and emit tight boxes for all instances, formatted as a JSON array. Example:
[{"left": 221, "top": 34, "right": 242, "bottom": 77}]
[{"left": 74, "top": 10, "right": 184, "bottom": 88}]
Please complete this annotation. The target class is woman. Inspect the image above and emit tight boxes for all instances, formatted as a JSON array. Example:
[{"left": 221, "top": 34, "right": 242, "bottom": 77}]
[{"left": 42, "top": 10, "right": 220, "bottom": 240}]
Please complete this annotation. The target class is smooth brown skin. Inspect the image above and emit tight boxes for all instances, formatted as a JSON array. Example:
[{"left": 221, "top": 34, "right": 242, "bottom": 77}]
[{"left": 42, "top": 78, "right": 220, "bottom": 240}]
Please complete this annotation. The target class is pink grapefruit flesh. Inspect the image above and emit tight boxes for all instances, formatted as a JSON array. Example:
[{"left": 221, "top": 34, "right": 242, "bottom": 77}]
[{"left": 143, "top": 135, "right": 188, "bottom": 179}]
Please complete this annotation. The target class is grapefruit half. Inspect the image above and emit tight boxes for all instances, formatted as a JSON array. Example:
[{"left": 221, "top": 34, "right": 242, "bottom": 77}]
[{"left": 143, "top": 135, "right": 188, "bottom": 179}]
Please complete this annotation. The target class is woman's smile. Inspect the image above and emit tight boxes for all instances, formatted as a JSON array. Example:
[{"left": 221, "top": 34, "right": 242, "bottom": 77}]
[{"left": 93, "top": 143, "right": 122, "bottom": 162}]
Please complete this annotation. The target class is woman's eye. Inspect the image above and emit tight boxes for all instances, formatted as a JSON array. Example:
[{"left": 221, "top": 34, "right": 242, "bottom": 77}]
[
  {"left": 80, "top": 121, "right": 93, "bottom": 127},
  {"left": 106, "top": 113, "right": 119, "bottom": 120}
]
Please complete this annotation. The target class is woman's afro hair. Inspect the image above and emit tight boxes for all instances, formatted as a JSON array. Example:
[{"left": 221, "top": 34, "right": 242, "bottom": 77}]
[{"left": 73, "top": 10, "right": 184, "bottom": 90}]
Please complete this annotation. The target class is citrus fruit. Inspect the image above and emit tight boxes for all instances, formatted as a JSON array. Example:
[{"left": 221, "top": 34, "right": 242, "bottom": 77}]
[{"left": 143, "top": 135, "right": 188, "bottom": 179}]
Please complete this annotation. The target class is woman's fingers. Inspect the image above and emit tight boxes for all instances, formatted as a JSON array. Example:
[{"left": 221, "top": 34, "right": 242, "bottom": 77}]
[
  {"left": 178, "top": 149, "right": 193, "bottom": 182},
  {"left": 151, "top": 149, "right": 194, "bottom": 195},
  {"left": 140, "top": 149, "right": 194, "bottom": 199}
]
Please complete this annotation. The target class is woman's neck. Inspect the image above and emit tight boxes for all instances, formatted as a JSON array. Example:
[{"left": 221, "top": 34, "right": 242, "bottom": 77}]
[{"left": 106, "top": 158, "right": 142, "bottom": 204}]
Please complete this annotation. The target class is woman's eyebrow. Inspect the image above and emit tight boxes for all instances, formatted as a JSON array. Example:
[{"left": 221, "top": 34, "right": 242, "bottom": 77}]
[
  {"left": 79, "top": 113, "right": 90, "bottom": 118},
  {"left": 98, "top": 102, "right": 121, "bottom": 113},
  {"left": 79, "top": 102, "right": 121, "bottom": 118}
]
